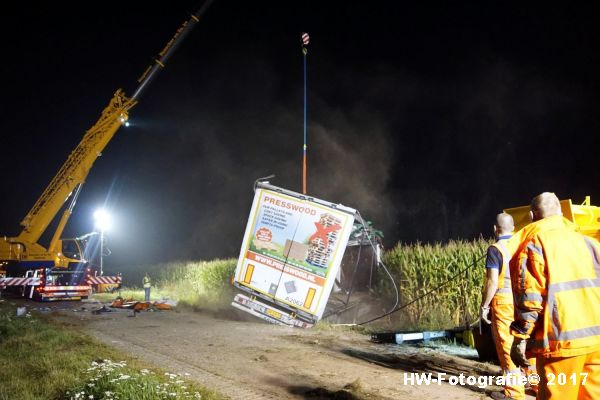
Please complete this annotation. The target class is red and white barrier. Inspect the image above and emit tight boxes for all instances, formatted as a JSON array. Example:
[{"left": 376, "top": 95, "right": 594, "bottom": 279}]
[
  {"left": 86, "top": 276, "right": 122, "bottom": 285},
  {"left": 0, "top": 277, "right": 40, "bottom": 289}
]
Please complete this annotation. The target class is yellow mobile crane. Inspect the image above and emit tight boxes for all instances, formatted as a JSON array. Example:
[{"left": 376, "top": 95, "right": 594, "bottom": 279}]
[{"left": 0, "top": 1, "right": 214, "bottom": 300}]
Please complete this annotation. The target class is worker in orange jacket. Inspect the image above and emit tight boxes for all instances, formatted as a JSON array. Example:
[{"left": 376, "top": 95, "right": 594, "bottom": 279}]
[
  {"left": 481, "top": 213, "right": 536, "bottom": 400},
  {"left": 510, "top": 192, "right": 600, "bottom": 400}
]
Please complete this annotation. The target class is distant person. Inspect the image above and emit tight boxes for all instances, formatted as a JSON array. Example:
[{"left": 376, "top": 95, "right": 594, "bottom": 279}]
[
  {"left": 480, "top": 213, "right": 535, "bottom": 400},
  {"left": 143, "top": 273, "right": 151, "bottom": 302},
  {"left": 510, "top": 192, "right": 600, "bottom": 399},
  {"left": 116, "top": 272, "right": 123, "bottom": 297}
]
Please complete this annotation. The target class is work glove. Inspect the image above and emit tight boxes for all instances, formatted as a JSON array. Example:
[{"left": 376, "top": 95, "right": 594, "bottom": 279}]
[
  {"left": 480, "top": 306, "right": 491, "bottom": 324},
  {"left": 510, "top": 338, "right": 530, "bottom": 368}
]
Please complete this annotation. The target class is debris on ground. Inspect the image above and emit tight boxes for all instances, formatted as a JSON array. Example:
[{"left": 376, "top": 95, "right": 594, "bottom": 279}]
[
  {"left": 109, "top": 297, "right": 176, "bottom": 312},
  {"left": 154, "top": 302, "right": 174, "bottom": 310},
  {"left": 110, "top": 297, "right": 126, "bottom": 308},
  {"left": 91, "top": 305, "right": 113, "bottom": 315},
  {"left": 133, "top": 302, "right": 150, "bottom": 312}
]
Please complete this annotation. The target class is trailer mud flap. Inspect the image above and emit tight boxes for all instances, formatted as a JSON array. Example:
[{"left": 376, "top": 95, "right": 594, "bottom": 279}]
[{"left": 232, "top": 293, "right": 314, "bottom": 329}]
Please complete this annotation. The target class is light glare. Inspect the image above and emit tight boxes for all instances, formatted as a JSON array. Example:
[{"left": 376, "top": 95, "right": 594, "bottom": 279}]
[{"left": 94, "top": 208, "right": 112, "bottom": 231}]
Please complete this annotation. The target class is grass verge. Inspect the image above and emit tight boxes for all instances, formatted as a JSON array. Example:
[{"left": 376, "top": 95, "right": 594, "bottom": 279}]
[
  {"left": 0, "top": 300, "right": 223, "bottom": 400},
  {"left": 104, "top": 259, "right": 237, "bottom": 310}
]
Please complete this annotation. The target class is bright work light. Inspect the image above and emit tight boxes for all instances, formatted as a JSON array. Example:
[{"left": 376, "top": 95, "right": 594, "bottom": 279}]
[
  {"left": 93, "top": 208, "right": 112, "bottom": 232},
  {"left": 93, "top": 208, "right": 112, "bottom": 276}
]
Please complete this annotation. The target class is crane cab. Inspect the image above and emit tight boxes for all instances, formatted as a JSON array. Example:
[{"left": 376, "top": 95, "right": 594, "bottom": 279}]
[{"left": 1, "top": 238, "right": 92, "bottom": 301}]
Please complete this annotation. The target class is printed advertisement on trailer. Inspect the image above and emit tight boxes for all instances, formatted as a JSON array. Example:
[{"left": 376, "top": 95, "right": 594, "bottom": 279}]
[{"left": 233, "top": 187, "right": 355, "bottom": 320}]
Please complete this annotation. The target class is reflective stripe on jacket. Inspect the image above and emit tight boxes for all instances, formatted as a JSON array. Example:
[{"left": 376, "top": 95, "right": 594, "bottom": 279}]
[
  {"left": 510, "top": 215, "right": 600, "bottom": 358},
  {"left": 491, "top": 238, "right": 512, "bottom": 298}
]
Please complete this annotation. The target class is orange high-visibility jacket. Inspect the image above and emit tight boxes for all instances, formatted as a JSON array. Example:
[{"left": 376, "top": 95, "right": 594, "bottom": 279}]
[
  {"left": 509, "top": 215, "right": 600, "bottom": 358},
  {"left": 491, "top": 238, "right": 513, "bottom": 299}
]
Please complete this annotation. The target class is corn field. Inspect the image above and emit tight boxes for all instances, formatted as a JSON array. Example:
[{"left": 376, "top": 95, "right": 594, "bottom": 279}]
[
  {"left": 105, "top": 259, "right": 237, "bottom": 309},
  {"left": 376, "top": 239, "right": 491, "bottom": 330},
  {"left": 108, "top": 240, "right": 491, "bottom": 330}
]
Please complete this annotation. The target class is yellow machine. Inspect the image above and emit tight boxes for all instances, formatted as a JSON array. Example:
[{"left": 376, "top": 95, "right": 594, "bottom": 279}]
[
  {"left": 504, "top": 195, "right": 600, "bottom": 241},
  {"left": 0, "top": 1, "right": 214, "bottom": 300},
  {"left": 0, "top": 91, "right": 135, "bottom": 269}
]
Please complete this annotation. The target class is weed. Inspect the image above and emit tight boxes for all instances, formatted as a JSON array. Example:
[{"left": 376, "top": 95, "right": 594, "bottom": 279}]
[{"left": 0, "top": 303, "right": 222, "bottom": 400}]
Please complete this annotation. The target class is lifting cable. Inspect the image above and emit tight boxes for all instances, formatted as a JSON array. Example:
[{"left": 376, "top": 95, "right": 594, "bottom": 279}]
[
  {"left": 323, "top": 210, "right": 486, "bottom": 326},
  {"left": 357, "top": 249, "right": 486, "bottom": 326},
  {"left": 355, "top": 211, "right": 400, "bottom": 312},
  {"left": 323, "top": 211, "right": 397, "bottom": 320}
]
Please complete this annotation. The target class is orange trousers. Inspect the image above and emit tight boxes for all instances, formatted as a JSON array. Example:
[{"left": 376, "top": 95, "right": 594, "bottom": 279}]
[
  {"left": 537, "top": 350, "right": 600, "bottom": 400},
  {"left": 492, "top": 297, "right": 536, "bottom": 400}
]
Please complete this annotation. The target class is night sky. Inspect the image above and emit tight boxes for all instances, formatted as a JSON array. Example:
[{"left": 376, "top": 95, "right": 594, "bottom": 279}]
[{"left": 2, "top": 2, "right": 600, "bottom": 268}]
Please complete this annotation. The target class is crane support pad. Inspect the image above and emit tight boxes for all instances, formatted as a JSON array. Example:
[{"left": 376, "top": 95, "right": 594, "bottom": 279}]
[{"left": 371, "top": 330, "right": 451, "bottom": 344}]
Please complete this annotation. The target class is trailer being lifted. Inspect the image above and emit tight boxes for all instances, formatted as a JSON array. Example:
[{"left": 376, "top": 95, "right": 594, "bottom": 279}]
[{"left": 232, "top": 182, "right": 356, "bottom": 327}]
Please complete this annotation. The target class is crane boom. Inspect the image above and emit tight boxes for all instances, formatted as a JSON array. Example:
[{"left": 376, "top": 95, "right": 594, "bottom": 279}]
[
  {"left": 16, "top": 1, "right": 215, "bottom": 246},
  {"left": 1, "top": 1, "right": 215, "bottom": 295},
  {"left": 133, "top": 0, "right": 215, "bottom": 101},
  {"left": 18, "top": 91, "right": 135, "bottom": 244}
]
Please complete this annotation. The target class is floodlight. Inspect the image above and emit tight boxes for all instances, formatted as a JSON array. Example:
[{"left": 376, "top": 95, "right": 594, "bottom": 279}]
[{"left": 93, "top": 208, "right": 112, "bottom": 232}]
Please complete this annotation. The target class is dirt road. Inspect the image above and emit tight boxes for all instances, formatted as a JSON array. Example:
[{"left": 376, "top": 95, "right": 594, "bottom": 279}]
[{"left": 47, "top": 301, "right": 532, "bottom": 400}]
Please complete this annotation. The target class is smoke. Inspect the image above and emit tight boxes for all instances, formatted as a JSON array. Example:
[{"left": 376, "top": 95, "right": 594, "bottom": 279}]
[
  {"left": 308, "top": 106, "right": 395, "bottom": 223},
  {"left": 86, "top": 45, "right": 600, "bottom": 267},
  {"left": 99, "top": 52, "right": 400, "bottom": 265}
]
